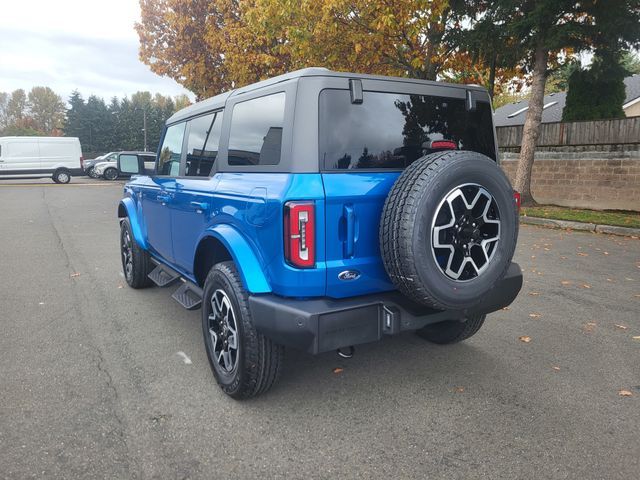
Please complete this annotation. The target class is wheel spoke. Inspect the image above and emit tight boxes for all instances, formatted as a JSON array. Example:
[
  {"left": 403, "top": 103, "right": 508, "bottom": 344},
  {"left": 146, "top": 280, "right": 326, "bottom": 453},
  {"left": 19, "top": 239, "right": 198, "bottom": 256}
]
[
  {"left": 208, "top": 289, "right": 240, "bottom": 372},
  {"left": 222, "top": 350, "right": 232, "bottom": 371}
]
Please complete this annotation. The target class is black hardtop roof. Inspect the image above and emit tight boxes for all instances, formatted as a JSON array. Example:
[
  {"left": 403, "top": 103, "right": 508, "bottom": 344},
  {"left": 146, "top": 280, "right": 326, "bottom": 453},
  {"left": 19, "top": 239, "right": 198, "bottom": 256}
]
[{"left": 167, "top": 67, "right": 487, "bottom": 124}]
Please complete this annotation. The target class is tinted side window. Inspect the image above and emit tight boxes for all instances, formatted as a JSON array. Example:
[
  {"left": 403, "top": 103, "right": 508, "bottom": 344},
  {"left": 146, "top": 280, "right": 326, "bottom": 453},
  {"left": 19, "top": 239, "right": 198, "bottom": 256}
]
[
  {"left": 185, "top": 111, "right": 223, "bottom": 176},
  {"left": 157, "top": 122, "right": 186, "bottom": 176},
  {"left": 319, "top": 90, "right": 496, "bottom": 170},
  {"left": 228, "top": 92, "right": 285, "bottom": 166}
]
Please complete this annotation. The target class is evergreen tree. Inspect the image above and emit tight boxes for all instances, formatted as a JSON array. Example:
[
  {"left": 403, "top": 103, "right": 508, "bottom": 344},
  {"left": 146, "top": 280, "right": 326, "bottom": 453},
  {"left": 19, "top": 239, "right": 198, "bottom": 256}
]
[{"left": 562, "top": 53, "right": 628, "bottom": 121}]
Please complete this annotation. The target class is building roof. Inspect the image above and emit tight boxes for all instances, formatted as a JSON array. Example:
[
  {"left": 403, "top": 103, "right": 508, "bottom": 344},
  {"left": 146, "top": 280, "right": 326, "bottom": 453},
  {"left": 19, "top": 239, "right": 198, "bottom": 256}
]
[{"left": 493, "top": 74, "right": 640, "bottom": 127}]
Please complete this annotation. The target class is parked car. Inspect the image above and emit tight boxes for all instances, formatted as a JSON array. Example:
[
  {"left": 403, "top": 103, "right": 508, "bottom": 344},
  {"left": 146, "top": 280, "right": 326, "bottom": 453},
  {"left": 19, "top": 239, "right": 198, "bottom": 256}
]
[
  {"left": 0, "top": 136, "right": 83, "bottom": 183},
  {"left": 84, "top": 152, "right": 118, "bottom": 178},
  {"left": 94, "top": 152, "right": 155, "bottom": 180},
  {"left": 117, "top": 68, "right": 523, "bottom": 399}
]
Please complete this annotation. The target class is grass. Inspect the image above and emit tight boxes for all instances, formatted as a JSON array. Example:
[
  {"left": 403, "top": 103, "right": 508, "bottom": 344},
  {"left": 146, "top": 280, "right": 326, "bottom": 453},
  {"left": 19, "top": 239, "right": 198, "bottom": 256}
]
[{"left": 521, "top": 205, "right": 640, "bottom": 229}]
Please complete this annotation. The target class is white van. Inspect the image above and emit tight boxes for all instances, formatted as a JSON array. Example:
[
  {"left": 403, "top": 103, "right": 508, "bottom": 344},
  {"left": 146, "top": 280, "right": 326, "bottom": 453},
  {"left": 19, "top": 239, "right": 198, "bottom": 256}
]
[{"left": 0, "top": 136, "right": 84, "bottom": 183}]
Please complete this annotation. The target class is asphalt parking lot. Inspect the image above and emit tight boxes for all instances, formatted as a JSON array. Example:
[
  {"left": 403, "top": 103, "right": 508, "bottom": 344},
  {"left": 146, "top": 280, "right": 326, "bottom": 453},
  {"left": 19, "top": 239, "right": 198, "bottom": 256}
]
[{"left": 0, "top": 180, "right": 638, "bottom": 479}]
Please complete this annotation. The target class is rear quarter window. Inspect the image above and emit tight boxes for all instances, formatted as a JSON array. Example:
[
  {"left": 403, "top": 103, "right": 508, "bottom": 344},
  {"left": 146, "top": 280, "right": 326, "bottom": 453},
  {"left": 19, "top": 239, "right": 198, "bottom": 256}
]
[
  {"left": 319, "top": 89, "right": 495, "bottom": 170},
  {"left": 228, "top": 92, "right": 285, "bottom": 166}
]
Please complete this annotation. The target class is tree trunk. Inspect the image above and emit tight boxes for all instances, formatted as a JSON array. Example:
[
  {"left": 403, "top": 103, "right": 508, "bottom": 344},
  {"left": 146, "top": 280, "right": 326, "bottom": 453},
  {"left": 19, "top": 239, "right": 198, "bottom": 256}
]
[
  {"left": 488, "top": 52, "right": 497, "bottom": 100},
  {"left": 514, "top": 43, "right": 548, "bottom": 206}
]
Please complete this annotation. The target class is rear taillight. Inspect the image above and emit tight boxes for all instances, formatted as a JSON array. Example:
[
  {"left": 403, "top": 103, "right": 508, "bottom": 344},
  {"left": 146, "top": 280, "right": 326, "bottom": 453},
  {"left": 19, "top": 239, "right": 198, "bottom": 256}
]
[
  {"left": 284, "top": 201, "right": 315, "bottom": 268},
  {"left": 429, "top": 140, "right": 457, "bottom": 150},
  {"left": 513, "top": 191, "right": 521, "bottom": 212}
]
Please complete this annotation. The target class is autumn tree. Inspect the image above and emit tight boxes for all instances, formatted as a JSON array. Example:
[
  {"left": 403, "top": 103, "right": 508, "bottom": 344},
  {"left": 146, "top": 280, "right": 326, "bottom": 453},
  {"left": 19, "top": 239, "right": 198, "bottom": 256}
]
[
  {"left": 6, "top": 89, "right": 27, "bottom": 126},
  {"left": 27, "top": 87, "right": 66, "bottom": 134},
  {"left": 0, "top": 92, "right": 8, "bottom": 131},
  {"left": 135, "top": 0, "right": 488, "bottom": 97},
  {"left": 137, "top": 0, "right": 235, "bottom": 98}
]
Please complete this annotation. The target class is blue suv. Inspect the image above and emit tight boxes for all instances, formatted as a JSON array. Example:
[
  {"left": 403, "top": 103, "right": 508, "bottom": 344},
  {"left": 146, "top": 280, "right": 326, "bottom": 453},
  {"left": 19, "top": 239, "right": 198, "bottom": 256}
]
[{"left": 118, "top": 68, "right": 523, "bottom": 399}]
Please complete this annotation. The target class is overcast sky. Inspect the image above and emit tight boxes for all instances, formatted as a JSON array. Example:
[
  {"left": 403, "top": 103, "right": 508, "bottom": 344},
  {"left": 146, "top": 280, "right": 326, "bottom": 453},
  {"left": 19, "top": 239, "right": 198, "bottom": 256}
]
[{"left": 0, "top": 0, "right": 195, "bottom": 103}]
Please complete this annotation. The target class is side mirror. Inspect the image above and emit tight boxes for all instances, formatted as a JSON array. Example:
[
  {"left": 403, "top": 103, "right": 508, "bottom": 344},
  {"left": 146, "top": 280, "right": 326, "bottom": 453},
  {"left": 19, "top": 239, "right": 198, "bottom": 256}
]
[{"left": 118, "top": 154, "right": 142, "bottom": 175}]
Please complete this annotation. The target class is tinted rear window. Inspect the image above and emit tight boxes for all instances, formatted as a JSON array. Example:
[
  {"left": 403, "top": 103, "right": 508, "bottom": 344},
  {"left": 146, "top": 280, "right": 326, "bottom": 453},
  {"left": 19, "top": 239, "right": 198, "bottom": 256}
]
[{"left": 319, "top": 89, "right": 495, "bottom": 170}]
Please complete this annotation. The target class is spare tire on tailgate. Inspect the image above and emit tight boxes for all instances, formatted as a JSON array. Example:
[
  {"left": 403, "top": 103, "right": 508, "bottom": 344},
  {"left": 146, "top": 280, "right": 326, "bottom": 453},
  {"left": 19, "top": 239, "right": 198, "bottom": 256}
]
[{"left": 379, "top": 150, "right": 518, "bottom": 310}]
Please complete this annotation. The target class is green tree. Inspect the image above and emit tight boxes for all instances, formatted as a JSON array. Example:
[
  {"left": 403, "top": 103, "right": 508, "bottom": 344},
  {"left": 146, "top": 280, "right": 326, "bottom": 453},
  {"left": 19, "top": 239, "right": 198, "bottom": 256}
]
[
  {"left": 27, "top": 86, "right": 66, "bottom": 134},
  {"left": 545, "top": 58, "right": 581, "bottom": 94},
  {"left": 621, "top": 51, "right": 640, "bottom": 75},
  {"left": 65, "top": 91, "right": 87, "bottom": 140},
  {"left": 562, "top": 53, "right": 628, "bottom": 121}
]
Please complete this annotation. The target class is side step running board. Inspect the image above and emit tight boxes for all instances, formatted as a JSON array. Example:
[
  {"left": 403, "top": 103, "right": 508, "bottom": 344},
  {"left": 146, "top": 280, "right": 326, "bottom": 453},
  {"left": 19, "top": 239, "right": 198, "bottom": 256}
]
[
  {"left": 148, "top": 263, "right": 180, "bottom": 287},
  {"left": 172, "top": 281, "right": 203, "bottom": 310}
]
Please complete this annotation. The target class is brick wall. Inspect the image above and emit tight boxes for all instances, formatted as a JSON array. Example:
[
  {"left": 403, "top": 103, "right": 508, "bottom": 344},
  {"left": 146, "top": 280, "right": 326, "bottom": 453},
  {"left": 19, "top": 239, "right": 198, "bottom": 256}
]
[{"left": 500, "top": 152, "right": 640, "bottom": 211}]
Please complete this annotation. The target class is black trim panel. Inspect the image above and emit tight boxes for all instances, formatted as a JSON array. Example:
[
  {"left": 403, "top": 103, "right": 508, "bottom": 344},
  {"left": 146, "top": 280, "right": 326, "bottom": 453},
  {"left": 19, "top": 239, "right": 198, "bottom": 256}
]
[{"left": 249, "top": 262, "right": 523, "bottom": 354}]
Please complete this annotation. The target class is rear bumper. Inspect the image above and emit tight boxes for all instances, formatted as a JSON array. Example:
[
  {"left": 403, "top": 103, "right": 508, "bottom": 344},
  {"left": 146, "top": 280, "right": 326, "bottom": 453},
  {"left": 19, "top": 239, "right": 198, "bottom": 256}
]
[{"left": 249, "top": 262, "right": 523, "bottom": 354}]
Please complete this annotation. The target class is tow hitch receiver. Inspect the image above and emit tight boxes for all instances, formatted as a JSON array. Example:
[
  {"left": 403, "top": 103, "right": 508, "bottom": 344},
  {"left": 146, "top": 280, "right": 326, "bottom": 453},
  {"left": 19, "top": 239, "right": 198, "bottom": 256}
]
[{"left": 382, "top": 305, "right": 401, "bottom": 335}]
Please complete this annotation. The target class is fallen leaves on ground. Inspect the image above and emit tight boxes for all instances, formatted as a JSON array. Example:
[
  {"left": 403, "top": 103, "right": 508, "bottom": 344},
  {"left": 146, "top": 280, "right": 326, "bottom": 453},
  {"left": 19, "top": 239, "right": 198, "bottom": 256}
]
[
  {"left": 332, "top": 367, "right": 344, "bottom": 374},
  {"left": 502, "top": 306, "right": 510, "bottom": 311},
  {"left": 577, "top": 252, "right": 589, "bottom": 257},
  {"left": 529, "top": 292, "right": 540, "bottom": 296},
  {"left": 529, "top": 313, "right": 542, "bottom": 318},
  {"left": 618, "top": 390, "right": 633, "bottom": 397},
  {"left": 581, "top": 284, "right": 591, "bottom": 289},
  {"left": 70, "top": 272, "right": 81, "bottom": 278},
  {"left": 117, "top": 284, "right": 124, "bottom": 289},
  {"left": 632, "top": 336, "right": 640, "bottom": 341},
  {"left": 583, "top": 322, "right": 597, "bottom": 333},
  {"left": 561, "top": 280, "right": 572, "bottom": 286},
  {"left": 560, "top": 255, "right": 567, "bottom": 259},
  {"left": 519, "top": 336, "right": 532, "bottom": 343},
  {"left": 454, "top": 386, "right": 465, "bottom": 393},
  {"left": 614, "top": 324, "right": 628, "bottom": 330},
  {"left": 552, "top": 366, "right": 561, "bottom": 371},
  {"left": 634, "top": 294, "right": 640, "bottom": 298}
]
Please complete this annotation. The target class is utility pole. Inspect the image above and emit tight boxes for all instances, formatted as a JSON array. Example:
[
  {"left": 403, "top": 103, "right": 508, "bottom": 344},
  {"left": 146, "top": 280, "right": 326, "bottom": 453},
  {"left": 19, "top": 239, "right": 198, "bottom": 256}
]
[{"left": 143, "top": 109, "right": 147, "bottom": 152}]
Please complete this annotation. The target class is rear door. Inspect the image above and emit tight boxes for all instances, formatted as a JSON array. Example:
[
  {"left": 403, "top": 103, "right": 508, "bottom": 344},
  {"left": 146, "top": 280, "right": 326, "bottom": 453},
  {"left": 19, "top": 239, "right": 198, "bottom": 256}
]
[
  {"left": 171, "top": 110, "right": 224, "bottom": 274},
  {"left": 319, "top": 83, "right": 496, "bottom": 299}
]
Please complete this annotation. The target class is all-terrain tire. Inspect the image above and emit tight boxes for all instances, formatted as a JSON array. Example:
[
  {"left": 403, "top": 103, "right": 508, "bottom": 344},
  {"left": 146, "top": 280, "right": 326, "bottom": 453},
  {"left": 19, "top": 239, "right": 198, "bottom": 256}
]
[
  {"left": 416, "top": 314, "right": 486, "bottom": 344},
  {"left": 202, "top": 261, "right": 284, "bottom": 399},
  {"left": 380, "top": 151, "right": 518, "bottom": 310},
  {"left": 120, "top": 217, "right": 153, "bottom": 288}
]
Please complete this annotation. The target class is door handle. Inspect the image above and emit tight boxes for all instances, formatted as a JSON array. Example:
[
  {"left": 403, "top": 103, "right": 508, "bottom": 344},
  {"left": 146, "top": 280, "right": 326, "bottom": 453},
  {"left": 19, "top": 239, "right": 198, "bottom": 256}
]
[
  {"left": 157, "top": 194, "right": 171, "bottom": 204},
  {"left": 190, "top": 201, "right": 209, "bottom": 211},
  {"left": 344, "top": 205, "right": 355, "bottom": 258}
]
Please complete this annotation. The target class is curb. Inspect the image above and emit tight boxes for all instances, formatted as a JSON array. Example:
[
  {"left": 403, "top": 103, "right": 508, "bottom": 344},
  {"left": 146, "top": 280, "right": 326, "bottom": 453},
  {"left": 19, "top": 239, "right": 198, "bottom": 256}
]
[{"left": 520, "top": 216, "right": 640, "bottom": 238}]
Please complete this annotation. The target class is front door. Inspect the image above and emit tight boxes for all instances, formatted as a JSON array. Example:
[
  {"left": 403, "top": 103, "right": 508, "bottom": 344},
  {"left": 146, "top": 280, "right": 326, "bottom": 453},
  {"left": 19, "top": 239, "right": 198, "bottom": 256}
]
[{"left": 142, "top": 122, "right": 186, "bottom": 264}]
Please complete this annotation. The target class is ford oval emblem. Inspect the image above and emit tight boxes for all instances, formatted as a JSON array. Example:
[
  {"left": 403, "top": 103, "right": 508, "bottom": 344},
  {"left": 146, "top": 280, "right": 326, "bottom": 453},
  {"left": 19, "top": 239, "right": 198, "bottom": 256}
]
[{"left": 338, "top": 270, "right": 361, "bottom": 281}]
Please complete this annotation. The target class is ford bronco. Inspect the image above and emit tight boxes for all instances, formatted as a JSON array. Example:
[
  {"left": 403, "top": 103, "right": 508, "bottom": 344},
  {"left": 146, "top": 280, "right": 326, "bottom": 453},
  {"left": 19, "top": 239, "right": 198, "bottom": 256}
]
[{"left": 117, "top": 68, "right": 523, "bottom": 399}]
